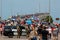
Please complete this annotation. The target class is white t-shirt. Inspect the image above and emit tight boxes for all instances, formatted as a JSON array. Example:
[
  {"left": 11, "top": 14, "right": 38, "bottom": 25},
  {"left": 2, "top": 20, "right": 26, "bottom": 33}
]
[
  {"left": 46, "top": 28, "right": 52, "bottom": 33},
  {"left": 30, "top": 31, "right": 37, "bottom": 38}
]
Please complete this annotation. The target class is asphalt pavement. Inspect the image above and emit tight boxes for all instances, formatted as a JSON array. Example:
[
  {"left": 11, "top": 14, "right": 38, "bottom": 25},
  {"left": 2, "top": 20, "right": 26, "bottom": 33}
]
[
  {"left": 0, "top": 35, "right": 28, "bottom": 40},
  {"left": 0, "top": 33, "right": 60, "bottom": 40}
]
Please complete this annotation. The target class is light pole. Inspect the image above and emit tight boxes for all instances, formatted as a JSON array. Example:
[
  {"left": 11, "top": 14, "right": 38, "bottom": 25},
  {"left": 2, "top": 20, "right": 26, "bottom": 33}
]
[
  {"left": 1, "top": 0, "right": 2, "bottom": 20},
  {"left": 11, "top": 0, "right": 13, "bottom": 16},
  {"left": 49, "top": 0, "right": 51, "bottom": 23},
  {"left": 39, "top": 0, "right": 40, "bottom": 13}
]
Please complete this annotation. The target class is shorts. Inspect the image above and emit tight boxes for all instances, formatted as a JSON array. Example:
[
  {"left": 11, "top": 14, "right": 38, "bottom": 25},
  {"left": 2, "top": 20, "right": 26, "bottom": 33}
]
[
  {"left": 42, "top": 38, "right": 47, "bottom": 40},
  {"left": 31, "top": 37, "right": 37, "bottom": 40}
]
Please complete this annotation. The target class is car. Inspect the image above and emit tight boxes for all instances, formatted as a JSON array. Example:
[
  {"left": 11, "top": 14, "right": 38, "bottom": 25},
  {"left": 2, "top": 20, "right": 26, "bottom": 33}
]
[
  {"left": 3, "top": 25, "right": 27, "bottom": 36},
  {"left": 18, "top": 25, "right": 27, "bottom": 36},
  {"left": 12, "top": 25, "right": 27, "bottom": 36},
  {"left": 3, "top": 26, "right": 13, "bottom": 38},
  {"left": 21, "top": 26, "right": 27, "bottom": 36},
  {"left": 11, "top": 26, "right": 17, "bottom": 36},
  {"left": 3, "top": 26, "right": 13, "bottom": 36},
  {"left": 51, "top": 24, "right": 58, "bottom": 32}
]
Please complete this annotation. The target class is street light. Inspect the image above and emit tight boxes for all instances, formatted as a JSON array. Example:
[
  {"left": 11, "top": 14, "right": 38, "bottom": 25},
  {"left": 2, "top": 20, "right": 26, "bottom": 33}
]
[
  {"left": 39, "top": 0, "right": 40, "bottom": 13},
  {"left": 49, "top": 0, "right": 51, "bottom": 23},
  {"left": 0, "top": 0, "right": 2, "bottom": 20}
]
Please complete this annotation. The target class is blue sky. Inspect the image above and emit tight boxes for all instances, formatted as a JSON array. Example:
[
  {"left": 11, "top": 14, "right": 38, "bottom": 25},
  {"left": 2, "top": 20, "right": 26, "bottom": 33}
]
[{"left": 0, "top": 0, "right": 60, "bottom": 23}]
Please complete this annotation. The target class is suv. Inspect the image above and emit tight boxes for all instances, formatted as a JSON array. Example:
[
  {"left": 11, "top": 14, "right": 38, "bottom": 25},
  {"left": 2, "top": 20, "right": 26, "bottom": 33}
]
[
  {"left": 12, "top": 26, "right": 27, "bottom": 36},
  {"left": 3, "top": 26, "right": 13, "bottom": 38},
  {"left": 20, "top": 26, "right": 27, "bottom": 36},
  {"left": 3, "top": 26, "right": 27, "bottom": 36},
  {"left": 12, "top": 26, "right": 17, "bottom": 36}
]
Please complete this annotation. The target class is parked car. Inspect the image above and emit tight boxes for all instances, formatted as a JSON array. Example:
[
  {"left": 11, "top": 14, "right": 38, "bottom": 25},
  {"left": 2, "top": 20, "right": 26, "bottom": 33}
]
[
  {"left": 19, "top": 25, "right": 27, "bottom": 36},
  {"left": 3, "top": 25, "right": 27, "bottom": 37},
  {"left": 12, "top": 25, "right": 27, "bottom": 36},
  {"left": 3, "top": 26, "right": 13, "bottom": 38},
  {"left": 51, "top": 24, "right": 58, "bottom": 32},
  {"left": 11, "top": 26, "right": 17, "bottom": 36}
]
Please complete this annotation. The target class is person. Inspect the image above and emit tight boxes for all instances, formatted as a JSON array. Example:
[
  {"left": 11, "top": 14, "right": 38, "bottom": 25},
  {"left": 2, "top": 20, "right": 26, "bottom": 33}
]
[
  {"left": 1, "top": 23, "right": 5, "bottom": 36},
  {"left": 37, "top": 24, "right": 43, "bottom": 40},
  {"left": 52, "top": 26, "right": 58, "bottom": 40},
  {"left": 46, "top": 27, "right": 52, "bottom": 39},
  {"left": 47, "top": 23, "right": 52, "bottom": 39},
  {"left": 0, "top": 23, "right": 2, "bottom": 36},
  {"left": 29, "top": 27, "right": 37, "bottom": 40},
  {"left": 17, "top": 26, "right": 21, "bottom": 38},
  {"left": 41, "top": 27, "right": 49, "bottom": 40},
  {"left": 25, "top": 25, "right": 30, "bottom": 37}
]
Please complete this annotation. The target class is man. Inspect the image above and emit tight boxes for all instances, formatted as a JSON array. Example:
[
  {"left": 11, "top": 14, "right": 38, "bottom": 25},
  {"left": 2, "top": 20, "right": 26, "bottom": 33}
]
[
  {"left": 42, "top": 27, "right": 49, "bottom": 40},
  {"left": 17, "top": 26, "right": 21, "bottom": 38},
  {"left": 37, "top": 24, "right": 43, "bottom": 40}
]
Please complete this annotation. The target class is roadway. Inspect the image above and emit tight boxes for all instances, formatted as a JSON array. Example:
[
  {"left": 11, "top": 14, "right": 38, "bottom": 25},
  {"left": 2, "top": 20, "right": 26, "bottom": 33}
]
[{"left": 0, "top": 33, "right": 60, "bottom": 40}]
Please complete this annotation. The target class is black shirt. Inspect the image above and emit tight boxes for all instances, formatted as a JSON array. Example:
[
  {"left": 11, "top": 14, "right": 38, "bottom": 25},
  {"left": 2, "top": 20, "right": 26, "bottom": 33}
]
[
  {"left": 37, "top": 27, "right": 42, "bottom": 34},
  {"left": 42, "top": 30, "right": 49, "bottom": 39}
]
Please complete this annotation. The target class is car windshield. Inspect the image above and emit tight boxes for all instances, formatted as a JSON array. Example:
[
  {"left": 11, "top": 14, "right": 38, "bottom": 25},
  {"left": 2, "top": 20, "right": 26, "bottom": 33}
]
[
  {"left": 19, "top": 26, "right": 25, "bottom": 29},
  {"left": 4, "top": 26, "right": 11, "bottom": 29},
  {"left": 12, "top": 26, "right": 17, "bottom": 29}
]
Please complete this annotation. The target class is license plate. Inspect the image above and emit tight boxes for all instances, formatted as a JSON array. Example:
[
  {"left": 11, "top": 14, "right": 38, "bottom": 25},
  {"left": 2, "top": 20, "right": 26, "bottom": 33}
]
[
  {"left": 5, "top": 29, "right": 10, "bottom": 31},
  {"left": 22, "top": 33, "right": 26, "bottom": 35},
  {"left": 22, "top": 29, "right": 26, "bottom": 31},
  {"left": 14, "top": 32, "right": 18, "bottom": 35},
  {"left": 12, "top": 29, "right": 17, "bottom": 31}
]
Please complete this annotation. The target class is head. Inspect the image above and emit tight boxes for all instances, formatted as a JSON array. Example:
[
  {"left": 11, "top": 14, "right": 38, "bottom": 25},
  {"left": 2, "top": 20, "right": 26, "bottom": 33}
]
[
  {"left": 48, "top": 23, "right": 50, "bottom": 25},
  {"left": 38, "top": 24, "right": 41, "bottom": 26},
  {"left": 32, "top": 26, "right": 35, "bottom": 31},
  {"left": 44, "top": 27, "right": 46, "bottom": 30},
  {"left": 17, "top": 26, "right": 20, "bottom": 29},
  {"left": 42, "top": 25, "right": 45, "bottom": 28}
]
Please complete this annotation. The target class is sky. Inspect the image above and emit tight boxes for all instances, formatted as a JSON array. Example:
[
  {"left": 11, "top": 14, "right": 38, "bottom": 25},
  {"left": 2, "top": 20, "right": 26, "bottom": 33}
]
[{"left": 0, "top": 0, "right": 60, "bottom": 23}]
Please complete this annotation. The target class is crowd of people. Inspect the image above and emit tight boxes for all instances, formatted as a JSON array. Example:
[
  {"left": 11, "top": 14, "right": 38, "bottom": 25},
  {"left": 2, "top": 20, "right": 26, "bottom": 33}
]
[
  {"left": 0, "top": 16, "right": 60, "bottom": 40},
  {"left": 27, "top": 23, "right": 59, "bottom": 40}
]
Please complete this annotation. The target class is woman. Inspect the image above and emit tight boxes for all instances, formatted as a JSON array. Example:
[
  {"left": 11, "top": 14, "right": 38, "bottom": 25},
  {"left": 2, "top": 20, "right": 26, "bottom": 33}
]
[{"left": 29, "top": 27, "right": 37, "bottom": 40}]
